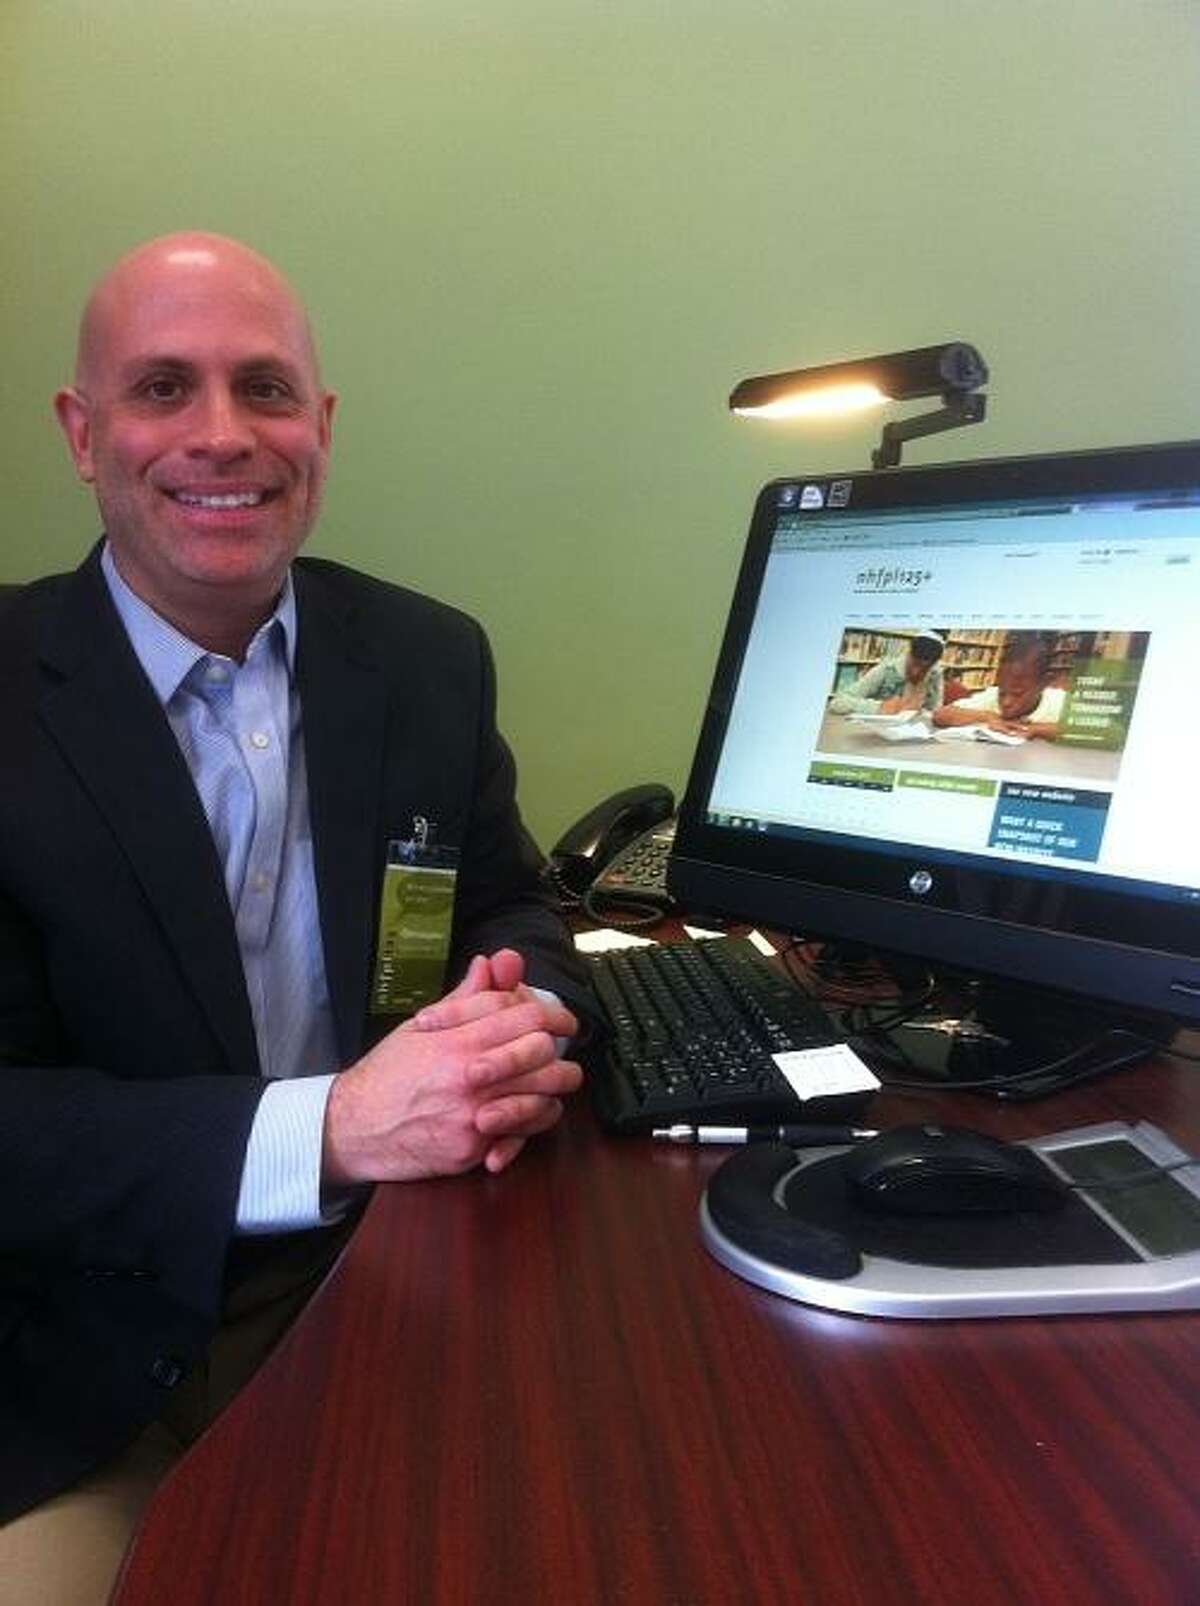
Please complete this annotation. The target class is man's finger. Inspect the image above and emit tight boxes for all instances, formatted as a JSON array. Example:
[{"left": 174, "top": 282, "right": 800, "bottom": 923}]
[
  {"left": 463, "top": 1031, "right": 557, "bottom": 1092},
  {"left": 487, "top": 948, "right": 525, "bottom": 992},
  {"left": 475, "top": 1093, "right": 567, "bottom": 1139},
  {"left": 430, "top": 954, "right": 493, "bottom": 1008},
  {"left": 476, "top": 1056, "right": 585, "bottom": 1102},
  {"left": 410, "top": 987, "right": 523, "bottom": 1033},
  {"left": 483, "top": 1135, "right": 526, "bottom": 1174},
  {"left": 459, "top": 998, "right": 578, "bottom": 1056}
]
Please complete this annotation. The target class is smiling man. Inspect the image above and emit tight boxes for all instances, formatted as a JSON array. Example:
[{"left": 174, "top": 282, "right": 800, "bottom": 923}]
[
  {"left": 0, "top": 233, "right": 588, "bottom": 1602},
  {"left": 54, "top": 236, "right": 336, "bottom": 657}
]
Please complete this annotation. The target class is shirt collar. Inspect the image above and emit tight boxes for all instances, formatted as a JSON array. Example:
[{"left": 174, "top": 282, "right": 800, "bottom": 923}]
[{"left": 100, "top": 542, "right": 298, "bottom": 705}]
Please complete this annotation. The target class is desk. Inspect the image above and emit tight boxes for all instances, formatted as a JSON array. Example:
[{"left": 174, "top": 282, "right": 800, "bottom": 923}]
[{"left": 114, "top": 1057, "right": 1200, "bottom": 1604}]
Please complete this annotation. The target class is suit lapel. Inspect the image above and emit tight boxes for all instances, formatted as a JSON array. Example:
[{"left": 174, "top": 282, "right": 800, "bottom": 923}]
[
  {"left": 36, "top": 554, "right": 260, "bottom": 1076},
  {"left": 293, "top": 566, "right": 388, "bottom": 1065}
]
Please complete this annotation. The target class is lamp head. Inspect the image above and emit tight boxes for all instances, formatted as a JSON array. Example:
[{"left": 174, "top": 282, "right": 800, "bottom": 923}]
[
  {"left": 729, "top": 342, "right": 989, "bottom": 468},
  {"left": 729, "top": 342, "right": 987, "bottom": 418}
]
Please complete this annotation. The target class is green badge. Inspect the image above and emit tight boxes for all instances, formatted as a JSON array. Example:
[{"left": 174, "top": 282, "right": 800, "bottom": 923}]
[{"left": 369, "top": 819, "right": 459, "bottom": 1017}]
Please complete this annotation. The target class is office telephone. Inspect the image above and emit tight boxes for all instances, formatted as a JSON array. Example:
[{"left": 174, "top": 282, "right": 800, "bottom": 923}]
[{"left": 547, "top": 783, "right": 676, "bottom": 922}]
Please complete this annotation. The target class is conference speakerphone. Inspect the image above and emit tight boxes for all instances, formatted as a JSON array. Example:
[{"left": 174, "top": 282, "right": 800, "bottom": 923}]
[{"left": 700, "top": 1122, "right": 1200, "bottom": 1318}]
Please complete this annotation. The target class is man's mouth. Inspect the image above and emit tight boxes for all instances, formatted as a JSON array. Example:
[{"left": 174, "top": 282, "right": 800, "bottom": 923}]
[{"left": 165, "top": 488, "right": 276, "bottom": 510}]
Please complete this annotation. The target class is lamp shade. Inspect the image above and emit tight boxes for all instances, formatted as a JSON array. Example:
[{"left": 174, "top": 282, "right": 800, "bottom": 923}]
[{"left": 730, "top": 342, "right": 988, "bottom": 416}]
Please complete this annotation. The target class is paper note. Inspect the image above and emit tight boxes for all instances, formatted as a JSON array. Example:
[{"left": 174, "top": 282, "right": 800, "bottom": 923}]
[
  {"left": 574, "top": 928, "right": 656, "bottom": 953},
  {"left": 772, "top": 1042, "right": 881, "bottom": 1101},
  {"left": 847, "top": 709, "right": 918, "bottom": 725}
]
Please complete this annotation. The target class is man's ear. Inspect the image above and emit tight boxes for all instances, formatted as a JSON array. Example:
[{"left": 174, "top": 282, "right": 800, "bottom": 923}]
[
  {"left": 319, "top": 389, "right": 337, "bottom": 453},
  {"left": 54, "top": 387, "right": 96, "bottom": 483}
]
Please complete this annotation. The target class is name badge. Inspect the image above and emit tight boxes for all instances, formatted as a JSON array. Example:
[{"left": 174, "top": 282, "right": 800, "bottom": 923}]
[{"left": 369, "top": 818, "right": 460, "bottom": 1017}]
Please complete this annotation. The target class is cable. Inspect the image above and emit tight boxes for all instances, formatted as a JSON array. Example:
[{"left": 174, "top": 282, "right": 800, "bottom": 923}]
[
  {"left": 544, "top": 863, "right": 665, "bottom": 933},
  {"left": 777, "top": 933, "right": 1200, "bottom": 1095},
  {"left": 781, "top": 938, "right": 936, "bottom": 1024},
  {"left": 579, "top": 885, "right": 663, "bottom": 931}
]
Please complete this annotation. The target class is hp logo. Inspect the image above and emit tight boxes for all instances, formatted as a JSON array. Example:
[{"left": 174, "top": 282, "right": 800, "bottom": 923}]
[{"left": 908, "top": 869, "right": 934, "bottom": 897}]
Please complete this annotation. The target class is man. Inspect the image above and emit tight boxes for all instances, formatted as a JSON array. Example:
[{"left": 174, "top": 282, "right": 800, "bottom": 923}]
[
  {"left": 0, "top": 233, "right": 588, "bottom": 1597},
  {"left": 829, "top": 629, "right": 946, "bottom": 715},
  {"left": 932, "top": 634, "right": 1064, "bottom": 740}
]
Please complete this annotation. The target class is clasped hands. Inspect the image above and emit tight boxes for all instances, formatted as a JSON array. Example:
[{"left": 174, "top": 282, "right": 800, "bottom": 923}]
[{"left": 322, "top": 949, "right": 582, "bottom": 1187}]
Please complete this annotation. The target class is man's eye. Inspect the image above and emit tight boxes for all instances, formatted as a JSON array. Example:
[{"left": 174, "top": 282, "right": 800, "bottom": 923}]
[
  {"left": 246, "top": 378, "right": 293, "bottom": 403},
  {"left": 141, "top": 378, "right": 185, "bottom": 402}
]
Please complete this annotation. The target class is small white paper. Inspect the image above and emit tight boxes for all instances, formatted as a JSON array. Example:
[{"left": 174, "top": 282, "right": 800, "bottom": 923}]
[
  {"left": 932, "top": 724, "right": 1025, "bottom": 747},
  {"left": 847, "top": 709, "right": 917, "bottom": 725},
  {"left": 746, "top": 929, "right": 776, "bottom": 957},
  {"left": 574, "top": 928, "right": 655, "bottom": 953},
  {"left": 683, "top": 924, "right": 725, "bottom": 941},
  {"left": 771, "top": 1042, "right": 881, "bottom": 1101}
]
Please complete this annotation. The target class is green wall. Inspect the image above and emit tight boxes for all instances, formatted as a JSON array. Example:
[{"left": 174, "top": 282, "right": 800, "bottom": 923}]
[{"left": 3, "top": 0, "right": 1197, "bottom": 845}]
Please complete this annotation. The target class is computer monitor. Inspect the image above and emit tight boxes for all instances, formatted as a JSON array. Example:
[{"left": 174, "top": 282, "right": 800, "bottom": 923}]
[{"left": 669, "top": 440, "right": 1200, "bottom": 1094}]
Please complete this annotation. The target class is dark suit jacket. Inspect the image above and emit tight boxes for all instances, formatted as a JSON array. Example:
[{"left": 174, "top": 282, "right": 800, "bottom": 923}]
[{"left": 0, "top": 548, "right": 589, "bottom": 1521}]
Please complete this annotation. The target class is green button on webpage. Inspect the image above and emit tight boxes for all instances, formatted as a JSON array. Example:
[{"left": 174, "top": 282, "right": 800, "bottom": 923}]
[
  {"left": 897, "top": 770, "right": 997, "bottom": 797},
  {"left": 809, "top": 761, "right": 896, "bottom": 790}
]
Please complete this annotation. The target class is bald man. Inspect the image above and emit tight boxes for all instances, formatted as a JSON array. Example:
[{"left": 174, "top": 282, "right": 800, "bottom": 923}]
[{"left": 0, "top": 234, "right": 588, "bottom": 1599}]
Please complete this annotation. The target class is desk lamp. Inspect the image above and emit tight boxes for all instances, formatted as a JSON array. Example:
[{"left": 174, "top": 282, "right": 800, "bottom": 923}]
[{"left": 729, "top": 342, "right": 988, "bottom": 468}]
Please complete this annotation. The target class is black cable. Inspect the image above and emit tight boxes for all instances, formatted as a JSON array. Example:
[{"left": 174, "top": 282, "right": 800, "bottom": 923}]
[
  {"left": 781, "top": 938, "right": 936, "bottom": 1020},
  {"left": 777, "top": 934, "right": 1200, "bottom": 1094},
  {"left": 580, "top": 885, "right": 663, "bottom": 931},
  {"left": 872, "top": 1021, "right": 1196, "bottom": 1096},
  {"left": 849, "top": 978, "right": 939, "bottom": 1035}
]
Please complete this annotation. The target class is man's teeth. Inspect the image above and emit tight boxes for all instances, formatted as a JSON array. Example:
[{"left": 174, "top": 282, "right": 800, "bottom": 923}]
[{"left": 172, "top": 491, "right": 265, "bottom": 509}]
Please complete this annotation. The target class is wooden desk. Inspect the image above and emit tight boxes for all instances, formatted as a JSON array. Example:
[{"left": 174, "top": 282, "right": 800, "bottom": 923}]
[{"left": 114, "top": 1062, "right": 1200, "bottom": 1605}]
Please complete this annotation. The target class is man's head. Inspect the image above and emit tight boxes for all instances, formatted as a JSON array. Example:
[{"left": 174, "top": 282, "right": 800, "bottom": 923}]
[
  {"left": 996, "top": 636, "right": 1052, "bottom": 720},
  {"left": 55, "top": 232, "right": 335, "bottom": 651},
  {"left": 904, "top": 630, "right": 944, "bottom": 684}
]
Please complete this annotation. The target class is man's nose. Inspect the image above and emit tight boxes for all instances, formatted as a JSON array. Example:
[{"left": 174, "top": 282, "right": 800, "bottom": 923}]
[{"left": 186, "top": 389, "right": 255, "bottom": 461}]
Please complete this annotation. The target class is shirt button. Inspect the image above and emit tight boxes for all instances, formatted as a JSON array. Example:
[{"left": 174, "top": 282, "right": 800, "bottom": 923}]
[
  {"left": 251, "top": 871, "right": 271, "bottom": 893},
  {"left": 149, "top": 1355, "right": 186, "bottom": 1389},
  {"left": 249, "top": 731, "right": 271, "bottom": 750},
  {"left": 205, "top": 662, "right": 230, "bottom": 683}
]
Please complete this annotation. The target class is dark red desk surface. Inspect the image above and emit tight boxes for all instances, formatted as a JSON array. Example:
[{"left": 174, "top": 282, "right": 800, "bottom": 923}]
[{"left": 114, "top": 1051, "right": 1200, "bottom": 1605}]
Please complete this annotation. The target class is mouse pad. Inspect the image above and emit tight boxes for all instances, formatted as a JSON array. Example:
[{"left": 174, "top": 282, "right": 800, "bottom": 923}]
[{"left": 781, "top": 1154, "right": 1130, "bottom": 1269}]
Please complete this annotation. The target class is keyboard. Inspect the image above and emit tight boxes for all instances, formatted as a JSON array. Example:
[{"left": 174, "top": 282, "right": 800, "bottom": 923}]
[{"left": 586, "top": 935, "right": 858, "bottom": 1133}]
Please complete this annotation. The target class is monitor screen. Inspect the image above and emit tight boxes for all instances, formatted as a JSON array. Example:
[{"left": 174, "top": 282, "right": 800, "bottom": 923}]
[{"left": 669, "top": 440, "right": 1200, "bottom": 1035}]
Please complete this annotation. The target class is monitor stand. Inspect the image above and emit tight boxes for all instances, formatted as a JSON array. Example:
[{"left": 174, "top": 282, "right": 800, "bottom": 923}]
[{"left": 872, "top": 973, "right": 1174, "bottom": 1100}]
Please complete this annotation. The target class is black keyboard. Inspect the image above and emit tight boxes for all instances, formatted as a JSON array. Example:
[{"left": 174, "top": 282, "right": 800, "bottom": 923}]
[{"left": 586, "top": 936, "right": 859, "bottom": 1133}]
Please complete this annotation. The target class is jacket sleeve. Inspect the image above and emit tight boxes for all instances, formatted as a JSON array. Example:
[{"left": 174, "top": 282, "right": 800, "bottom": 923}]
[
  {"left": 446, "top": 621, "right": 595, "bottom": 1027},
  {"left": 0, "top": 864, "right": 265, "bottom": 1520}
]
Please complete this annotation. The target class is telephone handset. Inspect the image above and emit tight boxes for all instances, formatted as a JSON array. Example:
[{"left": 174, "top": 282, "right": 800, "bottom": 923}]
[{"left": 547, "top": 783, "right": 676, "bottom": 924}]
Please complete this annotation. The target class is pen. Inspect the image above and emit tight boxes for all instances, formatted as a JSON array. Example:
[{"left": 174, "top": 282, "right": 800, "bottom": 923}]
[{"left": 652, "top": 1123, "right": 880, "bottom": 1146}]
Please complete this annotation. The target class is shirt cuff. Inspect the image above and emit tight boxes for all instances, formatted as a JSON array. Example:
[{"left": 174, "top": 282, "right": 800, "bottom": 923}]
[
  {"left": 235, "top": 1073, "right": 339, "bottom": 1234},
  {"left": 530, "top": 985, "right": 571, "bottom": 1056}
]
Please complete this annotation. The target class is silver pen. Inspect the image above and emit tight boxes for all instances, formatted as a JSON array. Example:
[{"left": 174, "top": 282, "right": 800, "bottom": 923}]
[{"left": 652, "top": 1123, "right": 879, "bottom": 1146}]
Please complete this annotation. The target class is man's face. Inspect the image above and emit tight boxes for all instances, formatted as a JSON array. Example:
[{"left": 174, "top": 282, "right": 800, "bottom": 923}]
[
  {"left": 904, "top": 649, "right": 935, "bottom": 685},
  {"left": 55, "top": 245, "right": 334, "bottom": 627},
  {"left": 996, "top": 657, "right": 1044, "bottom": 720}
]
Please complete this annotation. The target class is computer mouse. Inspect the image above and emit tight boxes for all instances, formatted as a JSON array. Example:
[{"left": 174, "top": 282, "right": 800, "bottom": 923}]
[{"left": 841, "top": 1124, "right": 1070, "bottom": 1216}]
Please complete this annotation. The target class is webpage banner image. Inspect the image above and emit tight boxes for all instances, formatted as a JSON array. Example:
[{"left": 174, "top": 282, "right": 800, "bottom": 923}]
[{"left": 809, "top": 625, "right": 1151, "bottom": 870}]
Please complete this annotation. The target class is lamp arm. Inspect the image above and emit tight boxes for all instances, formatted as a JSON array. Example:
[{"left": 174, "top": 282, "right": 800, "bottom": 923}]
[{"left": 871, "top": 391, "right": 987, "bottom": 470}]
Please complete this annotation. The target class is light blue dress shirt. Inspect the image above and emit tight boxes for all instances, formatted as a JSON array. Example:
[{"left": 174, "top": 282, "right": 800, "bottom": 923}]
[{"left": 101, "top": 547, "right": 338, "bottom": 1233}]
